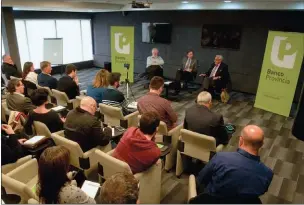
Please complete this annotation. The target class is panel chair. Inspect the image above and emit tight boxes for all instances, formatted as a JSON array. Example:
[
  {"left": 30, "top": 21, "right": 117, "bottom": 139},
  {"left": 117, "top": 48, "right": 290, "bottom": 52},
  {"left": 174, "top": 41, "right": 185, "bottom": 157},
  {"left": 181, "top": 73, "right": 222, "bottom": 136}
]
[
  {"left": 99, "top": 103, "right": 139, "bottom": 128},
  {"left": 51, "top": 89, "right": 75, "bottom": 110},
  {"left": 176, "top": 129, "right": 225, "bottom": 177},
  {"left": 95, "top": 149, "right": 162, "bottom": 204},
  {"left": 51, "top": 131, "right": 111, "bottom": 177},
  {"left": 2, "top": 155, "right": 32, "bottom": 175},
  {"left": 2, "top": 158, "right": 39, "bottom": 204}
]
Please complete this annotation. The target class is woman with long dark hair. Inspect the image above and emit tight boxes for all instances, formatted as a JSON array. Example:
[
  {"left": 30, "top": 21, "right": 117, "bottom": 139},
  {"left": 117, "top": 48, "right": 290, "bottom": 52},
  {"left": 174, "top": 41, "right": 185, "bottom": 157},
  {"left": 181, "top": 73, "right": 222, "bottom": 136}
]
[
  {"left": 22, "top": 62, "right": 38, "bottom": 84},
  {"left": 36, "top": 146, "right": 96, "bottom": 204}
]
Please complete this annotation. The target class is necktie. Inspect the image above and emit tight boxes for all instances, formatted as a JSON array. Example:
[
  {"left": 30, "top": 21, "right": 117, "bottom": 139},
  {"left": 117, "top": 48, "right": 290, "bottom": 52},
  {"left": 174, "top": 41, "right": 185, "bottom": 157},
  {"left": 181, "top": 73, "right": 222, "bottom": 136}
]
[{"left": 210, "top": 65, "right": 218, "bottom": 77}]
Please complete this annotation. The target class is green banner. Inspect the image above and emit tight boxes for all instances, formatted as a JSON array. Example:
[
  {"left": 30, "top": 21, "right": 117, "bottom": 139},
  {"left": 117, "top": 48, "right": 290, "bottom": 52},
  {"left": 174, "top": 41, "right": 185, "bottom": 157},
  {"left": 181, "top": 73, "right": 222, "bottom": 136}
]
[
  {"left": 110, "top": 26, "right": 134, "bottom": 83},
  {"left": 255, "top": 31, "right": 304, "bottom": 116}
]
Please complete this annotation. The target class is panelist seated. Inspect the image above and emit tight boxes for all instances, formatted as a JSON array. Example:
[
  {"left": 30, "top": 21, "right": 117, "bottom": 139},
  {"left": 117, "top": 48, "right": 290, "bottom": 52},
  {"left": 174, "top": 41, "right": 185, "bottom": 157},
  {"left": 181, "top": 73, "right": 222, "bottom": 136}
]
[
  {"left": 195, "top": 125, "right": 273, "bottom": 201},
  {"left": 113, "top": 111, "right": 161, "bottom": 174},
  {"left": 2, "top": 54, "right": 21, "bottom": 79},
  {"left": 57, "top": 64, "right": 80, "bottom": 100},
  {"left": 6, "top": 78, "right": 36, "bottom": 115},
  {"left": 146, "top": 48, "right": 164, "bottom": 80},
  {"left": 184, "top": 91, "right": 229, "bottom": 146},
  {"left": 37, "top": 61, "right": 58, "bottom": 90},
  {"left": 64, "top": 96, "right": 111, "bottom": 152},
  {"left": 200, "top": 55, "right": 230, "bottom": 94}
]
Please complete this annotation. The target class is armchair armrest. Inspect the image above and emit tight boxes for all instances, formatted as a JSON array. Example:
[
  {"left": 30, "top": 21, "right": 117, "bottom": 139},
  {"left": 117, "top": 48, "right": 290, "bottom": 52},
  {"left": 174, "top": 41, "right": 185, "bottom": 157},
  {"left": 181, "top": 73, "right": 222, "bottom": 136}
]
[
  {"left": 83, "top": 148, "right": 99, "bottom": 168},
  {"left": 7, "top": 159, "right": 38, "bottom": 184},
  {"left": 52, "top": 130, "right": 65, "bottom": 137},
  {"left": 2, "top": 155, "right": 33, "bottom": 175},
  {"left": 188, "top": 175, "right": 197, "bottom": 202},
  {"left": 168, "top": 123, "right": 183, "bottom": 136},
  {"left": 124, "top": 111, "right": 139, "bottom": 127},
  {"left": 216, "top": 144, "right": 225, "bottom": 152}
]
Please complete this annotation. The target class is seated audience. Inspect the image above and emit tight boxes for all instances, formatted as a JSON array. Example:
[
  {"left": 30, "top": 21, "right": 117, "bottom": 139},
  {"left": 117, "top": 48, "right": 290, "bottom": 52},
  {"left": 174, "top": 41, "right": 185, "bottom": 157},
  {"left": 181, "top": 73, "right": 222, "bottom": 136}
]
[
  {"left": 100, "top": 172, "right": 139, "bottom": 204},
  {"left": 195, "top": 125, "right": 273, "bottom": 201},
  {"left": 24, "top": 88, "right": 64, "bottom": 134},
  {"left": 36, "top": 146, "right": 96, "bottom": 204},
  {"left": 6, "top": 78, "right": 36, "bottom": 114},
  {"left": 87, "top": 69, "right": 109, "bottom": 104},
  {"left": 1, "top": 124, "right": 27, "bottom": 166},
  {"left": 199, "top": 55, "right": 230, "bottom": 95},
  {"left": 64, "top": 96, "right": 111, "bottom": 152},
  {"left": 113, "top": 111, "right": 161, "bottom": 174},
  {"left": 174, "top": 50, "right": 198, "bottom": 94},
  {"left": 2, "top": 54, "right": 21, "bottom": 79},
  {"left": 184, "top": 91, "right": 229, "bottom": 146},
  {"left": 137, "top": 76, "right": 177, "bottom": 130},
  {"left": 38, "top": 61, "right": 58, "bottom": 89},
  {"left": 57, "top": 64, "right": 80, "bottom": 99},
  {"left": 146, "top": 48, "right": 164, "bottom": 80},
  {"left": 22, "top": 61, "right": 38, "bottom": 84}
]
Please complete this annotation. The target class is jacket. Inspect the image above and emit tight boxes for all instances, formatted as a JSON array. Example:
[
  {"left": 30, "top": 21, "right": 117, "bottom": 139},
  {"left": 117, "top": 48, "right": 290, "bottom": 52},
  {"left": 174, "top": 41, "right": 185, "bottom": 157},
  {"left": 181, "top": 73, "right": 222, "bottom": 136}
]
[
  {"left": 86, "top": 85, "right": 107, "bottom": 104},
  {"left": 64, "top": 107, "right": 111, "bottom": 152},
  {"left": 113, "top": 127, "right": 161, "bottom": 174},
  {"left": 2, "top": 63, "right": 21, "bottom": 79},
  {"left": 184, "top": 104, "right": 229, "bottom": 146},
  {"left": 1, "top": 133, "right": 26, "bottom": 166},
  {"left": 57, "top": 75, "right": 80, "bottom": 100},
  {"left": 182, "top": 57, "right": 198, "bottom": 73},
  {"left": 6, "top": 93, "right": 36, "bottom": 115},
  {"left": 38, "top": 73, "right": 58, "bottom": 89},
  {"left": 205, "top": 62, "right": 230, "bottom": 91}
]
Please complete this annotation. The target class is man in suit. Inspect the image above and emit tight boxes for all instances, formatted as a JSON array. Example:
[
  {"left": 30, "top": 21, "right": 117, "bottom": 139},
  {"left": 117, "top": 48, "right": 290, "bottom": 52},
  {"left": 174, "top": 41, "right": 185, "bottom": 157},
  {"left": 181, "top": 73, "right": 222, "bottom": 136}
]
[
  {"left": 174, "top": 50, "right": 198, "bottom": 94},
  {"left": 1, "top": 55, "right": 21, "bottom": 79},
  {"left": 200, "top": 55, "right": 230, "bottom": 94},
  {"left": 6, "top": 79, "right": 36, "bottom": 115},
  {"left": 57, "top": 64, "right": 80, "bottom": 99},
  {"left": 184, "top": 91, "right": 229, "bottom": 146},
  {"left": 37, "top": 61, "right": 58, "bottom": 89}
]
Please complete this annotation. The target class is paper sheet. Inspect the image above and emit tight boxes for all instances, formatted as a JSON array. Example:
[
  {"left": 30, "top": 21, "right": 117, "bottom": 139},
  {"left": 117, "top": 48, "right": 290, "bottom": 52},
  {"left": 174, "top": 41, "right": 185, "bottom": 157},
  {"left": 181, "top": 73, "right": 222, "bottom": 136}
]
[
  {"left": 127, "top": 101, "right": 137, "bottom": 109},
  {"left": 51, "top": 105, "right": 66, "bottom": 112},
  {"left": 164, "top": 81, "right": 172, "bottom": 85},
  {"left": 23, "top": 136, "right": 46, "bottom": 146},
  {"left": 81, "top": 180, "right": 100, "bottom": 199}
]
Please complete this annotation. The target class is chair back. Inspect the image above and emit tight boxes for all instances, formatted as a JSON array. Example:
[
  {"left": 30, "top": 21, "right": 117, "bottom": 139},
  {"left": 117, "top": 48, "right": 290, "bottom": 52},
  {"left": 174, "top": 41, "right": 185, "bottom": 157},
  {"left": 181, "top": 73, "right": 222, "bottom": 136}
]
[
  {"left": 2, "top": 155, "right": 32, "bottom": 175},
  {"left": 99, "top": 103, "right": 124, "bottom": 126},
  {"left": 22, "top": 80, "right": 37, "bottom": 97},
  {"left": 95, "top": 149, "right": 132, "bottom": 179},
  {"left": 51, "top": 132, "right": 84, "bottom": 169},
  {"left": 33, "top": 121, "right": 52, "bottom": 138},
  {"left": 52, "top": 89, "right": 69, "bottom": 106},
  {"left": 180, "top": 129, "right": 216, "bottom": 162},
  {"left": 73, "top": 95, "right": 85, "bottom": 108},
  {"left": 10, "top": 76, "right": 22, "bottom": 80},
  {"left": 1, "top": 101, "right": 10, "bottom": 123}
]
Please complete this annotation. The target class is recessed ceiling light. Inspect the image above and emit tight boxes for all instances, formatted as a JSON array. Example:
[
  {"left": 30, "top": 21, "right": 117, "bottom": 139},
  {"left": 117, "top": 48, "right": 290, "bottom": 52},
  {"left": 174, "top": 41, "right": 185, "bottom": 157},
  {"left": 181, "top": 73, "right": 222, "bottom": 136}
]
[
  {"left": 182, "top": 1, "right": 189, "bottom": 3},
  {"left": 224, "top": 0, "right": 232, "bottom": 2}
]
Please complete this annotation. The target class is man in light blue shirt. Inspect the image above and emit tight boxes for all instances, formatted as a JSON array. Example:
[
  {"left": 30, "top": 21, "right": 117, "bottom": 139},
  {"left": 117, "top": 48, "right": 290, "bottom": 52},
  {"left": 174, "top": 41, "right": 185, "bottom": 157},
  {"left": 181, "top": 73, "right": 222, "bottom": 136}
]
[{"left": 146, "top": 48, "right": 164, "bottom": 80}]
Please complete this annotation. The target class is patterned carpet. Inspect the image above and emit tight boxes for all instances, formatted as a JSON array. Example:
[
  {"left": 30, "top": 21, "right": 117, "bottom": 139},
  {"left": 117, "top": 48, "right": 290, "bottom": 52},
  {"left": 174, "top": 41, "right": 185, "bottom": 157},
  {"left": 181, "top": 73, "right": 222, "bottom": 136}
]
[{"left": 54, "top": 68, "right": 304, "bottom": 204}]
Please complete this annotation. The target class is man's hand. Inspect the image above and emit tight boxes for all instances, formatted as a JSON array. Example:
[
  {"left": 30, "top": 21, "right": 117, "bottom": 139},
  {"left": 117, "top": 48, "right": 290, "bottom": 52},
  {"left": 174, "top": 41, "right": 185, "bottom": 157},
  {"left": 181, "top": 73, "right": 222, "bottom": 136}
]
[
  {"left": 199, "top": 73, "right": 207, "bottom": 77},
  {"left": 2, "top": 124, "right": 15, "bottom": 135},
  {"left": 18, "top": 139, "right": 27, "bottom": 144},
  {"left": 213, "top": 76, "right": 221, "bottom": 80},
  {"left": 74, "top": 76, "right": 79, "bottom": 85},
  {"left": 61, "top": 117, "right": 66, "bottom": 122}
]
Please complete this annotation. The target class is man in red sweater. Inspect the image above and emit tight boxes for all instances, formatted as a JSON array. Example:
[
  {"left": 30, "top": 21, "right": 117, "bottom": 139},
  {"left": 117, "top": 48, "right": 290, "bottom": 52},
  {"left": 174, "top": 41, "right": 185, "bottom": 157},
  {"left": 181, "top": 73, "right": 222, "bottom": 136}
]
[{"left": 113, "top": 112, "right": 161, "bottom": 174}]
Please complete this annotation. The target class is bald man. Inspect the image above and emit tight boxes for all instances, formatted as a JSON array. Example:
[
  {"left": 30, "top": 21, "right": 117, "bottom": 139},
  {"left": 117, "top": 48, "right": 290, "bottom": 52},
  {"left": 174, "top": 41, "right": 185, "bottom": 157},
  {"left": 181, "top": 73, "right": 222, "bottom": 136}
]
[
  {"left": 64, "top": 96, "right": 111, "bottom": 152},
  {"left": 2, "top": 55, "right": 21, "bottom": 79},
  {"left": 194, "top": 125, "right": 273, "bottom": 202}
]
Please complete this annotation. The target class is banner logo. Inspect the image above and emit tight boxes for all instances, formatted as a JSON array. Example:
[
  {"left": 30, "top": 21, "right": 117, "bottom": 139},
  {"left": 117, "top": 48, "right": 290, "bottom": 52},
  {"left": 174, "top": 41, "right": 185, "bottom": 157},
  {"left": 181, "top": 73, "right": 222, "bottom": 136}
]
[
  {"left": 271, "top": 36, "right": 298, "bottom": 69},
  {"left": 114, "top": 33, "right": 130, "bottom": 54}
]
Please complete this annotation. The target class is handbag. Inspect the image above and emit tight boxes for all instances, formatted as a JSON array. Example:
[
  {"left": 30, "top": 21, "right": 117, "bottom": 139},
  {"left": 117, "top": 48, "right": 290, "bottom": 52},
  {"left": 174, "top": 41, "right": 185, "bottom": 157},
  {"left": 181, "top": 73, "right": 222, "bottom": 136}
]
[{"left": 221, "top": 89, "right": 230, "bottom": 104}]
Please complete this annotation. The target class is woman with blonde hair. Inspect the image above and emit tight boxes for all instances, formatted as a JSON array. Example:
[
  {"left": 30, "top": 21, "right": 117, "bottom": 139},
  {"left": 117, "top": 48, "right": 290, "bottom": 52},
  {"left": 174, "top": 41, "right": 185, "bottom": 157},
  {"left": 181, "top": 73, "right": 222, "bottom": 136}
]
[{"left": 87, "top": 69, "right": 109, "bottom": 104}]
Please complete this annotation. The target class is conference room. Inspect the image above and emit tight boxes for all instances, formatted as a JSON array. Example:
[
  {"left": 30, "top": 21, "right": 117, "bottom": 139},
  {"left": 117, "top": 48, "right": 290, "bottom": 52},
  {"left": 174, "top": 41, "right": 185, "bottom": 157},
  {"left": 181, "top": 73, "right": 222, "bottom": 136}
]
[{"left": 1, "top": 0, "right": 304, "bottom": 204}]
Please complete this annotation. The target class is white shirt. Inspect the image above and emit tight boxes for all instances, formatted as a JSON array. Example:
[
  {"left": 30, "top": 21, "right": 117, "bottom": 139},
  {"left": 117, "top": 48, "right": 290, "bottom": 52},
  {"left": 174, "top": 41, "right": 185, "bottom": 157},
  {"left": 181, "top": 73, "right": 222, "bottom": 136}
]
[
  {"left": 210, "top": 63, "right": 221, "bottom": 77},
  {"left": 25, "top": 71, "right": 38, "bottom": 84},
  {"left": 146, "top": 56, "right": 164, "bottom": 68}
]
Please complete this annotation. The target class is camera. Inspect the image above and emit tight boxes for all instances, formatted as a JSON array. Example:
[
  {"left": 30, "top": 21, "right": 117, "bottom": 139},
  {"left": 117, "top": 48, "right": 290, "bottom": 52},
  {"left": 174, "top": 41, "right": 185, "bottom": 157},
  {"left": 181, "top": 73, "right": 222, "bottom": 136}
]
[{"left": 124, "top": 63, "right": 130, "bottom": 70}]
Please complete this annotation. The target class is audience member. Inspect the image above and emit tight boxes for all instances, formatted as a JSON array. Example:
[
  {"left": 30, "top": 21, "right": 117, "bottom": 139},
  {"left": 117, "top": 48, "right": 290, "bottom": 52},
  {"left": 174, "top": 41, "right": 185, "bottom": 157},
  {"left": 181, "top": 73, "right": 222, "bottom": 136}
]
[
  {"left": 24, "top": 88, "right": 64, "bottom": 135},
  {"left": 64, "top": 96, "right": 111, "bottom": 152},
  {"left": 22, "top": 61, "right": 38, "bottom": 84},
  {"left": 1, "top": 124, "right": 27, "bottom": 166},
  {"left": 37, "top": 61, "right": 58, "bottom": 89},
  {"left": 36, "top": 146, "right": 96, "bottom": 204},
  {"left": 1, "top": 54, "right": 21, "bottom": 79},
  {"left": 87, "top": 69, "right": 109, "bottom": 104},
  {"left": 6, "top": 78, "right": 36, "bottom": 114},
  {"left": 146, "top": 48, "right": 164, "bottom": 79},
  {"left": 196, "top": 125, "right": 273, "bottom": 200},
  {"left": 113, "top": 111, "right": 161, "bottom": 174},
  {"left": 184, "top": 91, "right": 229, "bottom": 146},
  {"left": 100, "top": 172, "right": 139, "bottom": 204},
  {"left": 137, "top": 76, "right": 177, "bottom": 130},
  {"left": 57, "top": 64, "right": 80, "bottom": 99}
]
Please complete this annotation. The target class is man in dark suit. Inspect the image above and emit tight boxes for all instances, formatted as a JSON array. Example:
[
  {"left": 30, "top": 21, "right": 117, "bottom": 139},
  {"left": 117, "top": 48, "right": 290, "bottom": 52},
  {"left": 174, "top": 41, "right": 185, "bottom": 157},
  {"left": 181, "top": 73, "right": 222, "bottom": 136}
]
[
  {"left": 1, "top": 55, "right": 21, "bottom": 79},
  {"left": 184, "top": 91, "right": 229, "bottom": 146},
  {"left": 37, "top": 61, "right": 58, "bottom": 89},
  {"left": 200, "top": 55, "right": 230, "bottom": 94},
  {"left": 57, "top": 64, "right": 80, "bottom": 99},
  {"left": 174, "top": 50, "right": 198, "bottom": 94}
]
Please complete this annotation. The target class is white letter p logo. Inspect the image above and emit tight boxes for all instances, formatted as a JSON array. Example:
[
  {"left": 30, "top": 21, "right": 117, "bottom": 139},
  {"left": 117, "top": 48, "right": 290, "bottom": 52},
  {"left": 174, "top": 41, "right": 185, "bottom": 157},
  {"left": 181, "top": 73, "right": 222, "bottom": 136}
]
[
  {"left": 271, "top": 36, "right": 297, "bottom": 69},
  {"left": 115, "top": 33, "right": 130, "bottom": 54}
]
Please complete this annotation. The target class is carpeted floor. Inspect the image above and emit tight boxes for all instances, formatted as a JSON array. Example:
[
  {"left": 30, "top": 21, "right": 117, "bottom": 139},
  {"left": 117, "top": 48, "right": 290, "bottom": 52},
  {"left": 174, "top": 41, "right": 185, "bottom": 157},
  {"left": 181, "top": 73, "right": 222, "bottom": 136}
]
[{"left": 54, "top": 68, "right": 304, "bottom": 204}]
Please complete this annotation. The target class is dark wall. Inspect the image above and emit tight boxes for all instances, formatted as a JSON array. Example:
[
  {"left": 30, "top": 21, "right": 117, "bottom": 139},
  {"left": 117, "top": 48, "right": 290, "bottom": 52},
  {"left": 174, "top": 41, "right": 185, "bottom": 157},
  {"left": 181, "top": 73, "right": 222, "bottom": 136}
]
[
  {"left": 92, "top": 10, "right": 303, "bottom": 100},
  {"left": 13, "top": 10, "right": 93, "bottom": 19}
]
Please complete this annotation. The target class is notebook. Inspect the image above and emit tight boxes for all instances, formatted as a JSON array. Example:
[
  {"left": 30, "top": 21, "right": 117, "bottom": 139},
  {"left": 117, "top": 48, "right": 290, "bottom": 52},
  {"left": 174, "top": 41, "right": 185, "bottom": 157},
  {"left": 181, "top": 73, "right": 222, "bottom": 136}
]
[
  {"left": 127, "top": 101, "right": 137, "bottom": 109},
  {"left": 51, "top": 105, "right": 66, "bottom": 112},
  {"left": 81, "top": 180, "right": 100, "bottom": 199},
  {"left": 164, "top": 81, "right": 173, "bottom": 85},
  {"left": 23, "top": 136, "right": 47, "bottom": 148}
]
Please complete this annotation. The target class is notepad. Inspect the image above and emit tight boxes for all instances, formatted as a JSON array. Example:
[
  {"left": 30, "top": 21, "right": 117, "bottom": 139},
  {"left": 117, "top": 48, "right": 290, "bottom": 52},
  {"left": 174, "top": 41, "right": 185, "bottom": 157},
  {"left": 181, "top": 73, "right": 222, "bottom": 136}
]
[
  {"left": 51, "top": 105, "right": 66, "bottom": 112},
  {"left": 23, "top": 136, "right": 47, "bottom": 148},
  {"left": 127, "top": 101, "right": 137, "bottom": 109},
  {"left": 157, "top": 143, "right": 164, "bottom": 149},
  {"left": 81, "top": 180, "right": 100, "bottom": 199}
]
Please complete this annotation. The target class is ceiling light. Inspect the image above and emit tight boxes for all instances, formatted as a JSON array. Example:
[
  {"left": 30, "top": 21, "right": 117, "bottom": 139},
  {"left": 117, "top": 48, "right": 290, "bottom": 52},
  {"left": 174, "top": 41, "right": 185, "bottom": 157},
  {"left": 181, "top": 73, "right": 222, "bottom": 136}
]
[
  {"left": 224, "top": 0, "right": 232, "bottom": 2},
  {"left": 182, "top": 1, "right": 189, "bottom": 3}
]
